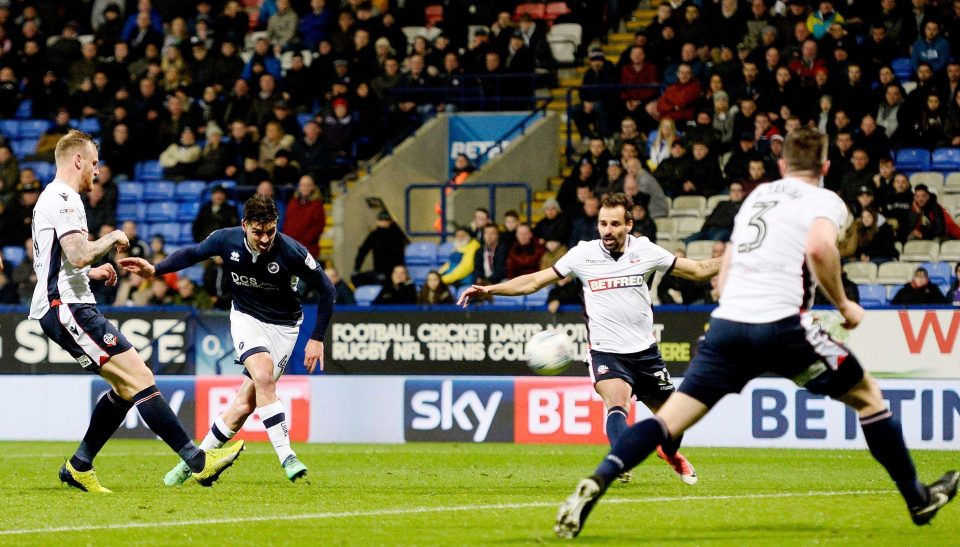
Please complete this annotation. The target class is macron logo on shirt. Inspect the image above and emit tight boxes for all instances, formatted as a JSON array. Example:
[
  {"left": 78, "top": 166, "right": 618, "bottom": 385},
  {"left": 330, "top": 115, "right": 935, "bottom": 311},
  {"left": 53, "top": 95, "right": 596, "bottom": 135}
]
[{"left": 587, "top": 275, "right": 646, "bottom": 291}]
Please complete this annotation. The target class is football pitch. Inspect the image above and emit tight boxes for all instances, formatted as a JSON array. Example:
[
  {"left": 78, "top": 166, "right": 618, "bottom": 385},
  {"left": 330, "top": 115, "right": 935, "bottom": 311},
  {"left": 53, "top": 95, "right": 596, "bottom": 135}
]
[{"left": 0, "top": 442, "right": 955, "bottom": 545}]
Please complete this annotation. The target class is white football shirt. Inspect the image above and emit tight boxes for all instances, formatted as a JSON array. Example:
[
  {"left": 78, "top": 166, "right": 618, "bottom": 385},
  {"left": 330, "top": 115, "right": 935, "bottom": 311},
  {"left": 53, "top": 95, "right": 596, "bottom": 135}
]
[
  {"left": 553, "top": 235, "right": 676, "bottom": 353},
  {"left": 29, "top": 179, "right": 95, "bottom": 319},
  {"left": 713, "top": 177, "right": 848, "bottom": 323}
]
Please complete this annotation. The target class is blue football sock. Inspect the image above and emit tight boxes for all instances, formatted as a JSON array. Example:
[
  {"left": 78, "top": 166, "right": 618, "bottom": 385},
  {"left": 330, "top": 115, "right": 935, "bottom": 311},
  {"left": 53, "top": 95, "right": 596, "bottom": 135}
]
[
  {"left": 605, "top": 406, "right": 628, "bottom": 446},
  {"left": 595, "top": 417, "right": 668, "bottom": 484},
  {"left": 133, "top": 385, "right": 205, "bottom": 472},
  {"left": 71, "top": 390, "right": 132, "bottom": 472},
  {"left": 860, "top": 409, "right": 927, "bottom": 507}
]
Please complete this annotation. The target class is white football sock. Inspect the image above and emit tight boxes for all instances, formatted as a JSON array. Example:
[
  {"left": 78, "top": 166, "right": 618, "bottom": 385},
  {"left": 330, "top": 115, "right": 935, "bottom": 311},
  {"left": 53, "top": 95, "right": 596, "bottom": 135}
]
[{"left": 258, "top": 400, "right": 294, "bottom": 464}]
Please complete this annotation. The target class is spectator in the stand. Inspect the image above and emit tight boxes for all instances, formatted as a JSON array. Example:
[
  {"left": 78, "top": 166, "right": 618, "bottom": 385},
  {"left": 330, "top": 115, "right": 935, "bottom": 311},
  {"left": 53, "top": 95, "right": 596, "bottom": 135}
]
[
  {"left": 944, "top": 88, "right": 960, "bottom": 146},
  {"left": 724, "top": 132, "right": 761, "bottom": 184},
  {"left": 372, "top": 264, "right": 417, "bottom": 305},
  {"left": 905, "top": 184, "right": 945, "bottom": 241},
  {"left": 82, "top": 182, "right": 115, "bottom": 235},
  {"left": 0, "top": 179, "right": 40, "bottom": 247},
  {"left": 122, "top": 220, "right": 150, "bottom": 259},
  {"left": 825, "top": 129, "right": 855, "bottom": 191},
  {"left": 623, "top": 157, "right": 669, "bottom": 218},
  {"left": 891, "top": 267, "right": 947, "bottom": 305},
  {"left": 905, "top": 93, "right": 947, "bottom": 150},
  {"left": 683, "top": 182, "right": 745, "bottom": 243},
  {"left": 839, "top": 149, "right": 875, "bottom": 207},
  {"left": 271, "top": 150, "right": 301, "bottom": 188},
  {"left": 282, "top": 175, "right": 326, "bottom": 258},
  {"left": 236, "top": 156, "right": 271, "bottom": 187},
  {"left": 840, "top": 207, "right": 899, "bottom": 265},
  {"left": 173, "top": 278, "right": 214, "bottom": 310},
  {"left": 533, "top": 199, "right": 570, "bottom": 246},
  {"left": 353, "top": 210, "right": 407, "bottom": 286},
  {"left": 620, "top": 46, "right": 659, "bottom": 122},
  {"left": 557, "top": 160, "right": 595, "bottom": 214},
  {"left": 506, "top": 223, "right": 545, "bottom": 279},
  {"left": 159, "top": 126, "right": 201, "bottom": 179},
  {"left": 470, "top": 208, "right": 491, "bottom": 241},
  {"left": 99, "top": 124, "right": 135, "bottom": 182},
  {"left": 324, "top": 266, "right": 355, "bottom": 306},
  {"left": 417, "top": 270, "right": 454, "bottom": 306},
  {"left": 258, "top": 120, "right": 295, "bottom": 175},
  {"left": 292, "top": 120, "right": 332, "bottom": 193},
  {"left": 579, "top": 137, "right": 614, "bottom": 178},
  {"left": 630, "top": 201, "right": 656, "bottom": 242},
  {"left": 609, "top": 117, "right": 642, "bottom": 159},
  {"left": 568, "top": 196, "right": 600, "bottom": 248},
  {"left": 658, "top": 248, "right": 702, "bottom": 305},
  {"left": 876, "top": 84, "right": 904, "bottom": 143},
  {"left": 649, "top": 63, "right": 701, "bottom": 123},
  {"left": 711, "top": 91, "right": 737, "bottom": 150},
  {"left": 947, "top": 263, "right": 960, "bottom": 305},
  {"left": 473, "top": 223, "right": 508, "bottom": 285},
  {"left": 192, "top": 186, "right": 240, "bottom": 242},
  {"left": 323, "top": 97, "right": 357, "bottom": 162},
  {"left": 438, "top": 226, "right": 480, "bottom": 287},
  {"left": 573, "top": 49, "right": 618, "bottom": 140},
  {"left": 267, "top": 0, "right": 298, "bottom": 51},
  {"left": 195, "top": 122, "right": 229, "bottom": 181},
  {"left": 911, "top": 19, "right": 951, "bottom": 75},
  {"left": 540, "top": 238, "right": 568, "bottom": 271},
  {"left": 884, "top": 173, "right": 913, "bottom": 239},
  {"left": 0, "top": 145, "right": 19, "bottom": 198},
  {"left": 12, "top": 237, "right": 36, "bottom": 304},
  {"left": 299, "top": 0, "right": 334, "bottom": 51},
  {"left": 854, "top": 114, "right": 891, "bottom": 169},
  {"left": 501, "top": 210, "right": 519, "bottom": 248},
  {"left": 686, "top": 141, "right": 724, "bottom": 197},
  {"left": 655, "top": 141, "right": 694, "bottom": 197},
  {"left": 648, "top": 118, "right": 679, "bottom": 170}
]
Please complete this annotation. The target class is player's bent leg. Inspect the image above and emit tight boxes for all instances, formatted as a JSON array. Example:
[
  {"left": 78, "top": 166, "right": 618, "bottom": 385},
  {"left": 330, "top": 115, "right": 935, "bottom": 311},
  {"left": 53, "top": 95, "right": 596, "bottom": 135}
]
[
  {"left": 244, "top": 352, "right": 305, "bottom": 482},
  {"left": 647, "top": 398, "right": 699, "bottom": 486},
  {"left": 594, "top": 379, "right": 633, "bottom": 483},
  {"left": 838, "top": 373, "right": 958, "bottom": 525}
]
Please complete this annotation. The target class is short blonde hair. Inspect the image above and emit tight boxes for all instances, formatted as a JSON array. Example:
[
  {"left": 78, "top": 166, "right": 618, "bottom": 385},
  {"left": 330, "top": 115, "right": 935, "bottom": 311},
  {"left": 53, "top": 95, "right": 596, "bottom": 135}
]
[{"left": 54, "top": 129, "right": 97, "bottom": 167}]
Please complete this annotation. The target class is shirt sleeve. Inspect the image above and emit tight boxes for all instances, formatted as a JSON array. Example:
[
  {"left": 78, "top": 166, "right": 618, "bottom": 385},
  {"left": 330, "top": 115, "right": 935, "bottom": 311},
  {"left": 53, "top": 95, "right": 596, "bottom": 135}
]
[
  {"left": 55, "top": 197, "right": 89, "bottom": 238},
  {"left": 289, "top": 241, "right": 336, "bottom": 341},
  {"left": 647, "top": 240, "right": 678, "bottom": 274},
  {"left": 156, "top": 230, "right": 223, "bottom": 275},
  {"left": 552, "top": 241, "right": 583, "bottom": 278},
  {"left": 805, "top": 192, "right": 848, "bottom": 232}
]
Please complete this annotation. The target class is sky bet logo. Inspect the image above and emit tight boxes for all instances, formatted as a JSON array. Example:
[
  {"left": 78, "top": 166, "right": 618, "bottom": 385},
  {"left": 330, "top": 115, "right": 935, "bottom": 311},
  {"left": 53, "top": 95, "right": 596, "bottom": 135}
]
[{"left": 404, "top": 379, "right": 514, "bottom": 442}]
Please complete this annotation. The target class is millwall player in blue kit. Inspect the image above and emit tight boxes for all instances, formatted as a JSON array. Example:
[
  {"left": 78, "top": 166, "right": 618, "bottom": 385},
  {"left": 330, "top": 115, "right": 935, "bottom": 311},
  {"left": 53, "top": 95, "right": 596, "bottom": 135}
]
[{"left": 121, "top": 193, "right": 336, "bottom": 483}]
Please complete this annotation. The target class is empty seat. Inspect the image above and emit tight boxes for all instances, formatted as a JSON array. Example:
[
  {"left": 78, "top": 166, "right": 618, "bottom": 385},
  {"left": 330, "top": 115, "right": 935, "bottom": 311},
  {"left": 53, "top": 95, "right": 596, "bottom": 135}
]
[
  {"left": 706, "top": 194, "right": 729, "bottom": 214},
  {"left": 900, "top": 240, "right": 939, "bottom": 262},
  {"left": 14, "top": 99, "right": 31, "bottom": 119},
  {"left": 492, "top": 294, "right": 525, "bottom": 306},
  {"left": 144, "top": 181, "right": 176, "bottom": 201},
  {"left": 940, "top": 240, "right": 960, "bottom": 262},
  {"left": 17, "top": 119, "right": 49, "bottom": 139},
  {"left": 891, "top": 57, "right": 913, "bottom": 80},
  {"left": 877, "top": 261, "right": 919, "bottom": 284},
  {"left": 135, "top": 160, "right": 164, "bottom": 180},
  {"left": 148, "top": 223, "right": 181, "bottom": 243},
  {"left": 0, "top": 120, "right": 17, "bottom": 139},
  {"left": 116, "top": 202, "right": 146, "bottom": 222},
  {"left": 686, "top": 240, "right": 718, "bottom": 261},
  {"left": 843, "top": 261, "right": 878, "bottom": 284},
  {"left": 932, "top": 148, "right": 960, "bottom": 171},
  {"left": 920, "top": 261, "right": 952, "bottom": 285},
  {"left": 117, "top": 181, "right": 145, "bottom": 203},
  {"left": 670, "top": 195, "right": 707, "bottom": 218},
  {"left": 76, "top": 117, "right": 101, "bottom": 135},
  {"left": 175, "top": 180, "right": 206, "bottom": 202},
  {"left": 405, "top": 241, "right": 438, "bottom": 266},
  {"left": 436, "top": 241, "right": 456, "bottom": 264},
  {"left": 21, "top": 161, "right": 54, "bottom": 183},
  {"left": 177, "top": 201, "right": 201, "bottom": 222},
  {"left": 11, "top": 139, "right": 35, "bottom": 160},
  {"left": 407, "top": 265, "right": 432, "bottom": 287},
  {"left": 145, "top": 202, "right": 177, "bottom": 222},
  {"left": 2, "top": 245, "right": 25, "bottom": 268},
  {"left": 183, "top": 264, "right": 205, "bottom": 285},
  {"left": 944, "top": 173, "right": 960, "bottom": 194},
  {"left": 354, "top": 285, "right": 382, "bottom": 306},
  {"left": 895, "top": 148, "right": 931, "bottom": 172},
  {"left": 910, "top": 171, "right": 944, "bottom": 191},
  {"left": 655, "top": 217, "right": 676, "bottom": 241},
  {"left": 857, "top": 284, "right": 887, "bottom": 307},
  {"left": 525, "top": 286, "right": 551, "bottom": 307},
  {"left": 675, "top": 217, "right": 704, "bottom": 239},
  {"left": 180, "top": 223, "right": 194, "bottom": 244}
]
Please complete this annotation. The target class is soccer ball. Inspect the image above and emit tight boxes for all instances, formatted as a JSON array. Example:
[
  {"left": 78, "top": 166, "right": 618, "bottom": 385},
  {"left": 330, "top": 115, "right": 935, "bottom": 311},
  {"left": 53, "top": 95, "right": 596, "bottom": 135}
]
[{"left": 524, "top": 329, "right": 575, "bottom": 375}]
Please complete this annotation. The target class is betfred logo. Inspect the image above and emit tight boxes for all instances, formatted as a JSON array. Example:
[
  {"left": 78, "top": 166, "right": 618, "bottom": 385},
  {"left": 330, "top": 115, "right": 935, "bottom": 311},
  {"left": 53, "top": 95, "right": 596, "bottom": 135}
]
[
  {"left": 586, "top": 275, "right": 646, "bottom": 292},
  {"left": 195, "top": 376, "right": 310, "bottom": 441},
  {"left": 514, "top": 378, "right": 651, "bottom": 444}
]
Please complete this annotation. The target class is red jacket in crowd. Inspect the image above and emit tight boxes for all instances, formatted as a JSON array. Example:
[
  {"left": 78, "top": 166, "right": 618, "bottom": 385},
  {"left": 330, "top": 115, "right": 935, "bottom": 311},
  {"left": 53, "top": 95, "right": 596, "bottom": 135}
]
[{"left": 282, "top": 190, "right": 326, "bottom": 257}]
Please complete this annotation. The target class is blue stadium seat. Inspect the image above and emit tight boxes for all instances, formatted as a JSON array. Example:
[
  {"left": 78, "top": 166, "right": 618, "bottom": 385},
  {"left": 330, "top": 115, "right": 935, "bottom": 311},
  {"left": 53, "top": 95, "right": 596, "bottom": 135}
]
[
  {"left": 183, "top": 264, "right": 205, "bottom": 285},
  {"left": 408, "top": 265, "right": 432, "bottom": 286},
  {"left": 177, "top": 201, "right": 201, "bottom": 222},
  {"left": 144, "top": 181, "right": 176, "bottom": 201},
  {"left": 2, "top": 245, "right": 25, "bottom": 268},
  {"left": 17, "top": 119, "right": 49, "bottom": 139},
  {"left": 179, "top": 223, "right": 194, "bottom": 244},
  {"left": 492, "top": 294, "right": 525, "bottom": 307},
  {"left": 0, "top": 120, "right": 17, "bottom": 139},
  {"left": 135, "top": 160, "right": 164, "bottom": 180},
  {"left": 21, "top": 161, "right": 54, "bottom": 183},
  {"left": 117, "top": 181, "right": 145, "bottom": 203},
  {"left": 436, "top": 241, "right": 456, "bottom": 265},
  {"left": 297, "top": 113, "right": 313, "bottom": 127},
  {"left": 895, "top": 148, "right": 931, "bottom": 172},
  {"left": 405, "top": 241, "right": 438, "bottom": 265},
  {"left": 886, "top": 284, "right": 901, "bottom": 302},
  {"left": 524, "top": 286, "right": 551, "bottom": 307},
  {"left": 931, "top": 148, "right": 960, "bottom": 172},
  {"left": 354, "top": 285, "right": 382, "bottom": 306},
  {"left": 920, "top": 261, "right": 952, "bottom": 285},
  {"left": 11, "top": 139, "right": 35, "bottom": 160},
  {"left": 891, "top": 57, "right": 913, "bottom": 81},
  {"left": 14, "top": 99, "right": 31, "bottom": 119},
  {"left": 76, "top": 117, "right": 101, "bottom": 135},
  {"left": 149, "top": 223, "right": 181, "bottom": 243},
  {"left": 175, "top": 180, "right": 206, "bottom": 202},
  {"left": 858, "top": 284, "right": 887, "bottom": 307},
  {"left": 116, "top": 202, "right": 146, "bottom": 223},
  {"left": 145, "top": 202, "right": 177, "bottom": 222}
]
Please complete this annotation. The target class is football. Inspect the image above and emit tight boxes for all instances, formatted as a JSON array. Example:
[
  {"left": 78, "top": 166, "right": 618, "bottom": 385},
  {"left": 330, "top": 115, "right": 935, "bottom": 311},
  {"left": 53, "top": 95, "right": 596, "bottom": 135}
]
[{"left": 524, "top": 329, "right": 575, "bottom": 375}]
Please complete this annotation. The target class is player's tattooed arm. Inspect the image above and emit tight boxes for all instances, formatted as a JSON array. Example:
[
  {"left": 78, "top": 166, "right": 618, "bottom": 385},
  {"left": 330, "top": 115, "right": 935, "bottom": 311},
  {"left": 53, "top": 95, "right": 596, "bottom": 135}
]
[
  {"left": 60, "top": 230, "right": 129, "bottom": 268},
  {"left": 671, "top": 256, "right": 723, "bottom": 281}
]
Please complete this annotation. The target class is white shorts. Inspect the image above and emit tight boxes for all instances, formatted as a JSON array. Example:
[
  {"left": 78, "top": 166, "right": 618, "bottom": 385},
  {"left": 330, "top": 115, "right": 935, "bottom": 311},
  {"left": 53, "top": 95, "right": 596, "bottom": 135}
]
[{"left": 230, "top": 307, "right": 301, "bottom": 380}]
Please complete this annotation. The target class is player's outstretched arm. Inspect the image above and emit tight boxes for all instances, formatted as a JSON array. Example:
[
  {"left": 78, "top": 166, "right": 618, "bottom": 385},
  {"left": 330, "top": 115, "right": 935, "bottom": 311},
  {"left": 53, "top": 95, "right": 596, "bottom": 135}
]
[
  {"left": 61, "top": 230, "right": 129, "bottom": 269},
  {"left": 88, "top": 263, "right": 118, "bottom": 286},
  {"left": 670, "top": 256, "right": 723, "bottom": 281},
  {"left": 806, "top": 217, "right": 864, "bottom": 329},
  {"left": 457, "top": 267, "right": 561, "bottom": 307},
  {"left": 120, "top": 243, "right": 211, "bottom": 279}
]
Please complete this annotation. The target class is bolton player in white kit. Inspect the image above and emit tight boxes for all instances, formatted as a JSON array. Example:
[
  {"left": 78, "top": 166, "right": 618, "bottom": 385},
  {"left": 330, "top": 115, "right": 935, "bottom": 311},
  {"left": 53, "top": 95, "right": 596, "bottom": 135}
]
[
  {"left": 30, "top": 130, "right": 243, "bottom": 493},
  {"left": 459, "top": 193, "right": 721, "bottom": 485},
  {"left": 555, "top": 127, "right": 958, "bottom": 539},
  {"left": 121, "top": 193, "right": 337, "bottom": 484}
]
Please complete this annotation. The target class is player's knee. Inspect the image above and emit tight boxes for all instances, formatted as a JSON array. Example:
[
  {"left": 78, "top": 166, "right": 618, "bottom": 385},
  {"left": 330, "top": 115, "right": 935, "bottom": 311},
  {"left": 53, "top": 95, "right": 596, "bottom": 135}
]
[{"left": 841, "top": 373, "right": 886, "bottom": 414}]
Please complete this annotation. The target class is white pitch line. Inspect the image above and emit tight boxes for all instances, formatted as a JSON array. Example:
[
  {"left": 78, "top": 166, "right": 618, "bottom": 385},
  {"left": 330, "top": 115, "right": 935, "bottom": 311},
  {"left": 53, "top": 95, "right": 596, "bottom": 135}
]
[{"left": 0, "top": 490, "right": 889, "bottom": 536}]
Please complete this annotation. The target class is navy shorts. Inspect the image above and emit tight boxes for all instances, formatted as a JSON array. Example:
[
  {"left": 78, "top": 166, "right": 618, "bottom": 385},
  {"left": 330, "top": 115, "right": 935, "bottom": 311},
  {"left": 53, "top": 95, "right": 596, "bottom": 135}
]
[
  {"left": 38, "top": 303, "right": 133, "bottom": 372},
  {"left": 678, "top": 314, "right": 865, "bottom": 408},
  {"left": 588, "top": 345, "right": 676, "bottom": 404}
]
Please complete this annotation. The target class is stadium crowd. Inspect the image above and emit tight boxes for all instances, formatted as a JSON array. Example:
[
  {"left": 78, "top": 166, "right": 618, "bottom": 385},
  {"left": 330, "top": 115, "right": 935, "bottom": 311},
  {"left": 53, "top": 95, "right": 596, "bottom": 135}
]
[{"left": 0, "top": 0, "right": 959, "bottom": 309}]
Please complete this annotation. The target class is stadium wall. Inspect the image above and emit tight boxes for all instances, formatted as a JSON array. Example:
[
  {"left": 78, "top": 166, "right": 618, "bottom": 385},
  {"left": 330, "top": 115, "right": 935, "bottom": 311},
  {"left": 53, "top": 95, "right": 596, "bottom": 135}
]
[{"left": 0, "top": 376, "right": 957, "bottom": 449}]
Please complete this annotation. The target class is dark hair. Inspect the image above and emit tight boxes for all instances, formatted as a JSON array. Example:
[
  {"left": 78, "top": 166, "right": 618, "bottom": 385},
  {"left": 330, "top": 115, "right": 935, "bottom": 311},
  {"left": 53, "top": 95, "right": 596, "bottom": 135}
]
[
  {"left": 599, "top": 192, "right": 633, "bottom": 223},
  {"left": 503, "top": 210, "right": 519, "bottom": 220},
  {"left": 783, "top": 127, "right": 827, "bottom": 174},
  {"left": 243, "top": 193, "right": 278, "bottom": 225}
]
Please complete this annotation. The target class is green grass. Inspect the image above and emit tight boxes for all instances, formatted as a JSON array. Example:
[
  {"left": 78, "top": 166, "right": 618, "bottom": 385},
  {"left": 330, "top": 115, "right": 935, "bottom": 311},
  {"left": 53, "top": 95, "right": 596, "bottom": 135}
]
[{"left": 0, "top": 442, "right": 956, "bottom": 545}]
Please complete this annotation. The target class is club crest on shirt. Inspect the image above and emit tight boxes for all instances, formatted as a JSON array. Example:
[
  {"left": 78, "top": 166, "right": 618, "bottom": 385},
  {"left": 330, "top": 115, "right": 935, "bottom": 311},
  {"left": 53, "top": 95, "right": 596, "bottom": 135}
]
[
  {"left": 268, "top": 261, "right": 279, "bottom": 274},
  {"left": 628, "top": 252, "right": 641, "bottom": 264},
  {"left": 304, "top": 254, "right": 317, "bottom": 270},
  {"left": 596, "top": 365, "right": 609, "bottom": 375},
  {"left": 230, "top": 251, "right": 240, "bottom": 262},
  {"left": 103, "top": 333, "right": 117, "bottom": 347}
]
